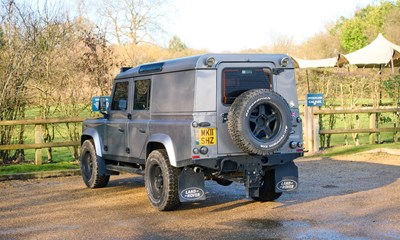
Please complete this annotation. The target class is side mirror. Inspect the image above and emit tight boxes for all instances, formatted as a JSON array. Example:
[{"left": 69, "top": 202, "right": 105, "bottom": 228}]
[
  {"left": 99, "top": 97, "right": 110, "bottom": 115},
  {"left": 92, "top": 96, "right": 110, "bottom": 118}
]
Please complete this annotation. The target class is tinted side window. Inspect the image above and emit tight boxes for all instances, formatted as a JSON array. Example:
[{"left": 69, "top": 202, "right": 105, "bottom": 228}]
[
  {"left": 222, "top": 68, "right": 271, "bottom": 104},
  {"left": 111, "top": 81, "right": 129, "bottom": 111},
  {"left": 133, "top": 80, "right": 151, "bottom": 110}
]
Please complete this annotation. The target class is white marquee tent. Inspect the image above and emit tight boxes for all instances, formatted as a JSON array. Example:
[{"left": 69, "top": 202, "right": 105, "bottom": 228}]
[
  {"left": 292, "top": 56, "right": 346, "bottom": 68},
  {"left": 292, "top": 33, "right": 400, "bottom": 70}
]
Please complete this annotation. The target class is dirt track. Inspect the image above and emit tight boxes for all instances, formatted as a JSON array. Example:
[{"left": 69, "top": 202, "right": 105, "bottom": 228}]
[{"left": 1, "top": 152, "right": 399, "bottom": 240}]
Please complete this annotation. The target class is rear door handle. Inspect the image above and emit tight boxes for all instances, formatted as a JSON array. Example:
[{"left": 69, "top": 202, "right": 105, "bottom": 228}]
[
  {"left": 139, "top": 128, "right": 146, "bottom": 133},
  {"left": 118, "top": 128, "right": 125, "bottom": 133}
]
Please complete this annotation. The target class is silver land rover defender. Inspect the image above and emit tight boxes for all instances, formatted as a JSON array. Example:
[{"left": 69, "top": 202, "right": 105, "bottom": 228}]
[{"left": 80, "top": 54, "right": 303, "bottom": 211}]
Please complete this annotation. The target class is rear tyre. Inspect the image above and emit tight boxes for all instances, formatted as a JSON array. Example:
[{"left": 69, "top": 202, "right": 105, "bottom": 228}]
[
  {"left": 80, "top": 139, "right": 110, "bottom": 188},
  {"left": 253, "top": 169, "right": 282, "bottom": 201},
  {"left": 145, "top": 149, "right": 181, "bottom": 211}
]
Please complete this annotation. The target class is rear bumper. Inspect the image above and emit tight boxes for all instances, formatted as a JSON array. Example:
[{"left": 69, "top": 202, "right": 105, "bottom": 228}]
[{"left": 192, "top": 152, "right": 303, "bottom": 172}]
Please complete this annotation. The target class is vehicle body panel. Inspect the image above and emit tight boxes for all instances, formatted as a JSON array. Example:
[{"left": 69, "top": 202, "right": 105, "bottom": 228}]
[{"left": 81, "top": 53, "right": 302, "bottom": 205}]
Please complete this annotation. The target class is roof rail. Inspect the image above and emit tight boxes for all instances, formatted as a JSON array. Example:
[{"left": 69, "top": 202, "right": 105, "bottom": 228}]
[{"left": 120, "top": 67, "right": 132, "bottom": 73}]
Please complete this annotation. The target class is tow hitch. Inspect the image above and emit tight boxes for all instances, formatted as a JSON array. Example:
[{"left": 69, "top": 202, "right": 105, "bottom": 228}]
[{"left": 244, "top": 163, "right": 264, "bottom": 198}]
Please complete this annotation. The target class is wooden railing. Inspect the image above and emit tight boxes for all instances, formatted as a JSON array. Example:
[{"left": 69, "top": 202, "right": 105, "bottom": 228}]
[
  {"left": 3, "top": 108, "right": 400, "bottom": 161},
  {"left": 0, "top": 117, "right": 85, "bottom": 165},
  {"left": 303, "top": 106, "right": 400, "bottom": 152}
]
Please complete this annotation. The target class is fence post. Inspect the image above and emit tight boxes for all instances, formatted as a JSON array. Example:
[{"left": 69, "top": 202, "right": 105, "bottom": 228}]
[
  {"left": 304, "top": 105, "right": 309, "bottom": 151},
  {"left": 304, "top": 105, "right": 314, "bottom": 152},
  {"left": 35, "top": 121, "right": 42, "bottom": 165},
  {"left": 313, "top": 110, "right": 320, "bottom": 151},
  {"left": 394, "top": 112, "right": 399, "bottom": 142},
  {"left": 369, "top": 113, "right": 376, "bottom": 144},
  {"left": 353, "top": 114, "right": 360, "bottom": 146}
]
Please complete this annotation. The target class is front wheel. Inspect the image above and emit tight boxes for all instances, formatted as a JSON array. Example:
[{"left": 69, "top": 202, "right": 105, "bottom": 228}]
[
  {"left": 145, "top": 149, "right": 181, "bottom": 211},
  {"left": 80, "top": 139, "right": 110, "bottom": 188}
]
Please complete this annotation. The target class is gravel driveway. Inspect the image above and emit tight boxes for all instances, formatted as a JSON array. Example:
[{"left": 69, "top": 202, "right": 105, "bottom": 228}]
[{"left": 1, "top": 152, "right": 399, "bottom": 240}]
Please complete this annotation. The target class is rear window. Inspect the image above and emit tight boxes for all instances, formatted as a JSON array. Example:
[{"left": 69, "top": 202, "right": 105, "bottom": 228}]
[
  {"left": 222, "top": 68, "right": 271, "bottom": 104},
  {"left": 133, "top": 79, "right": 151, "bottom": 110}
]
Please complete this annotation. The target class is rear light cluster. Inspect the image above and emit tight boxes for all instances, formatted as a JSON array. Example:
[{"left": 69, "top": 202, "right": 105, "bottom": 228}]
[
  {"left": 289, "top": 141, "right": 303, "bottom": 149},
  {"left": 290, "top": 115, "right": 303, "bottom": 151},
  {"left": 193, "top": 146, "right": 208, "bottom": 155},
  {"left": 192, "top": 146, "right": 208, "bottom": 159}
]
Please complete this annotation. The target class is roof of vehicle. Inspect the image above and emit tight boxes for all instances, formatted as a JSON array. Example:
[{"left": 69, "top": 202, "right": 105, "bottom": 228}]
[{"left": 115, "top": 53, "right": 294, "bottom": 79}]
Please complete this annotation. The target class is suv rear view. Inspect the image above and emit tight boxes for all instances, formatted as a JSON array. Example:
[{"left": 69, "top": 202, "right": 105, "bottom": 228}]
[{"left": 80, "top": 54, "right": 303, "bottom": 211}]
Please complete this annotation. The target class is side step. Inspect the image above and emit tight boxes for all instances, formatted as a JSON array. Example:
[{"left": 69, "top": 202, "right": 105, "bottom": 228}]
[{"left": 106, "top": 165, "right": 145, "bottom": 175}]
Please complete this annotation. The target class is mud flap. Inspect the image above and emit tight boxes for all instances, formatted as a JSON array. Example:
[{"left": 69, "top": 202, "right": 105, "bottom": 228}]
[
  {"left": 97, "top": 155, "right": 108, "bottom": 176},
  {"left": 178, "top": 167, "right": 206, "bottom": 202},
  {"left": 274, "top": 161, "right": 298, "bottom": 192}
]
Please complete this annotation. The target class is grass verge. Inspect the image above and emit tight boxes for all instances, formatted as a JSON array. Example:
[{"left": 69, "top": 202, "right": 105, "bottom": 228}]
[
  {"left": 0, "top": 162, "right": 79, "bottom": 175},
  {"left": 309, "top": 142, "right": 400, "bottom": 157}
]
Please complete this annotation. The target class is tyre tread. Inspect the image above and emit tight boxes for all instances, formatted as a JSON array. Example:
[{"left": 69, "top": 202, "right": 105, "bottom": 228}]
[
  {"left": 228, "top": 89, "right": 291, "bottom": 155},
  {"left": 255, "top": 169, "right": 282, "bottom": 201},
  {"left": 145, "top": 149, "right": 181, "bottom": 211},
  {"left": 80, "top": 140, "right": 110, "bottom": 189}
]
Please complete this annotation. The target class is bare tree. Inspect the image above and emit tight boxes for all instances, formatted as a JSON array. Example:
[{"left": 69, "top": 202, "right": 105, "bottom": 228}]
[
  {"left": 0, "top": 0, "right": 119, "bottom": 162},
  {"left": 99, "top": 0, "right": 168, "bottom": 45},
  {"left": 0, "top": 0, "right": 36, "bottom": 163}
]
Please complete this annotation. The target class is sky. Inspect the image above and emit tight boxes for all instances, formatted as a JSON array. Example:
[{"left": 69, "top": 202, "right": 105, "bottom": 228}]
[
  {"left": 168, "top": 0, "right": 380, "bottom": 52},
  {"left": 58, "top": 0, "right": 383, "bottom": 52}
]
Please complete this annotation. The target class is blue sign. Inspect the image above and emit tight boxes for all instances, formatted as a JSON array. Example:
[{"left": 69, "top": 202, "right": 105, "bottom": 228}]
[
  {"left": 307, "top": 93, "right": 324, "bottom": 107},
  {"left": 92, "top": 96, "right": 110, "bottom": 112}
]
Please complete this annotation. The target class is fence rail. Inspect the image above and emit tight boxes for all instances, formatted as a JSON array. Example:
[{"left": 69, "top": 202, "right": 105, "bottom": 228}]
[
  {"left": 2, "top": 107, "right": 400, "bottom": 163},
  {"left": 0, "top": 141, "right": 80, "bottom": 151},
  {"left": 319, "top": 127, "right": 400, "bottom": 134},
  {"left": 304, "top": 106, "right": 400, "bottom": 152},
  {"left": 0, "top": 117, "right": 84, "bottom": 126},
  {"left": 314, "top": 107, "right": 400, "bottom": 114},
  {"left": 0, "top": 117, "right": 84, "bottom": 165}
]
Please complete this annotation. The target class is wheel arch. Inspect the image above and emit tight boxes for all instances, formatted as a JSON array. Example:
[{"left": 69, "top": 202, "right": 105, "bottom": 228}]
[
  {"left": 81, "top": 128, "right": 104, "bottom": 157},
  {"left": 146, "top": 134, "right": 177, "bottom": 167}
]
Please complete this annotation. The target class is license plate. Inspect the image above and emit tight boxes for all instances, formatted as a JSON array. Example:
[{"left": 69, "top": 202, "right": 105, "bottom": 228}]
[{"left": 198, "top": 128, "right": 216, "bottom": 145}]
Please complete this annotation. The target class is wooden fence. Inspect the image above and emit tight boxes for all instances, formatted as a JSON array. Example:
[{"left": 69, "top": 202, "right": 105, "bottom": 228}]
[
  {"left": 0, "top": 117, "right": 84, "bottom": 165},
  {"left": 303, "top": 106, "right": 400, "bottom": 152},
  {"left": 2, "top": 109, "right": 400, "bottom": 164}
]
